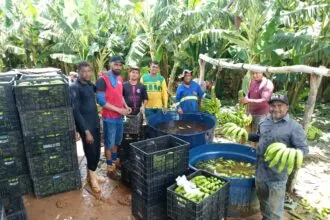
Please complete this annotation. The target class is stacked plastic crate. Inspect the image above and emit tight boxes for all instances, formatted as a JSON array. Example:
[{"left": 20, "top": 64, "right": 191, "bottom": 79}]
[
  {"left": 129, "top": 135, "right": 189, "bottom": 220},
  {"left": 120, "top": 112, "right": 145, "bottom": 187},
  {"left": 2, "top": 197, "right": 27, "bottom": 220},
  {"left": 0, "top": 73, "right": 32, "bottom": 200},
  {"left": 14, "top": 73, "right": 81, "bottom": 198}
]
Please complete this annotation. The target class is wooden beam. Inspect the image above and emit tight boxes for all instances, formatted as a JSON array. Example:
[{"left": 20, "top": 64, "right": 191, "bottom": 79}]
[
  {"left": 199, "top": 58, "right": 206, "bottom": 83},
  {"left": 199, "top": 54, "right": 330, "bottom": 77}
]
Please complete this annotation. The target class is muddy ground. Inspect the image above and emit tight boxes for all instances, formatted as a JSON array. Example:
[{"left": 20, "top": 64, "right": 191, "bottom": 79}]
[{"left": 24, "top": 104, "right": 330, "bottom": 220}]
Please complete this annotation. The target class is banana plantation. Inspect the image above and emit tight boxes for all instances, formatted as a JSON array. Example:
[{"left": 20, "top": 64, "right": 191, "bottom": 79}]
[{"left": 0, "top": 0, "right": 330, "bottom": 219}]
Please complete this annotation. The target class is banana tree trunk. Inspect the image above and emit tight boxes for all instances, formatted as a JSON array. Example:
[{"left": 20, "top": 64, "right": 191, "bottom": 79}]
[{"left": 167, "top": 61, "right": 180, "bottom": 96}]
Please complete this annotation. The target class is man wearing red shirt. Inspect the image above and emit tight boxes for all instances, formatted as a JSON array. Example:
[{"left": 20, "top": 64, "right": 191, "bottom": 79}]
[{"left": 240, "top": 72, "right": 274, "bottom": 131}]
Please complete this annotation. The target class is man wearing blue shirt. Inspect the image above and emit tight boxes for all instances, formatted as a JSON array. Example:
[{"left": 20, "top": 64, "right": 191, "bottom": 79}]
[{"left": 175, "top": 70, "right": 210, "bottom": 114}]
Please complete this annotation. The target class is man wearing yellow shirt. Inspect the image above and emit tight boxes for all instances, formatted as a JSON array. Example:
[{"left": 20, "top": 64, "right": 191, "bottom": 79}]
[{"left": 141, "top": 61, "right": 168, "bottom": 121}]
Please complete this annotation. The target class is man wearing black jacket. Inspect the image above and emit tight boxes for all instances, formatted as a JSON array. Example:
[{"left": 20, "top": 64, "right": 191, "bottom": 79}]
[{"left": 70, "top": 61, "right": 102, "bottom": 193}]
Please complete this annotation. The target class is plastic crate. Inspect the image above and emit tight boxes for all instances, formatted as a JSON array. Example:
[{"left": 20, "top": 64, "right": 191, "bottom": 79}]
[
  {"left": 121, "top": 161, "right": 132, "bottom": 187},
  {"left": 124, "top": 113, "right": 143, "bottom": 135},
  {"left": 0, "top": 109, "right": 20, "bottom": 133},
  {"left": 14, "top": 76, "right": 70, "bottom": 111},
  {"left": 167, "top": 170, "right": 229, "bottom": 220},
  {"left": 0, "top": 155, "right": 29, "bottom": 179},
  {"left": 132, "top": 192, "right": 167, "bottom": 220},
  {"left": 32, "top": 170, "right": 81, "bottom": 198},
  {"left": 3, "top": 197, "right": 26, "bottom": 220},
  {"left": 129, "top": 135, "right": 189, "bottom": 179},
  {"left": 119, "top": 134, "right": 142, "bottom": 163},
  {"left": 0, "top": 200, "right": 4, "bottom": 220},
  {"left": 19, "top": 107, "right": 75, "bottom": 136},
  {"left": 23, "top": 129, "right": 75, "bottom": 156},
  {"left": 131, "top": 171, "right": 175, "bottom": 204},
  {"left": 0, "top": 77, "right": 16, "bottom": 108},
  {"left": 0, "top": 175, "right": 32, "bottom": 198},
  {"left": 0, "top": 131, "right": 24, "bottom": 157},
  {"left": 28, "top": 150, "right": 79, "bottom": 177}
]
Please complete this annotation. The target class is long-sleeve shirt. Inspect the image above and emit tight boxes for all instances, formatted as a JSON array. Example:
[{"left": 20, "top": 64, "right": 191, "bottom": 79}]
[
  {"left": 247, "top": 77, "right": 274, "bottom": 115},
  {"left": 141, "top": 73, "right": 168, "bottom": 109},
  {"left": 69, "top": 79, "right": 99, "bottom": 133},
  {"left": 175, "top": 81, "right": 206, "bottom": 113},
  {"left": 248, "top": 114, "right": 309, "bottom": 182}
]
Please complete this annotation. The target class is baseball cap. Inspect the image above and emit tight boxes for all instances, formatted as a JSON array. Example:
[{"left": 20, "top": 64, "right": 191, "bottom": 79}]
[
  {"left": 269, "top": 93, "right": 289, "bottom": 105},
  {"left": 110, "top": 55, "right": 125, "bottom": 64}
]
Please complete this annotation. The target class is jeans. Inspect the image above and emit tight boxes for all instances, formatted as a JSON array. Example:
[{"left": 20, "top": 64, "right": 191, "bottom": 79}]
[
  {"left": 103, "top": 121, "right": 123, "bottom": 149},
  {"left": 256, "top": 181, "right": 286, "bottom": 220},
  {"left": 145, "top": 108, "right": 162, "bottom": 122}
]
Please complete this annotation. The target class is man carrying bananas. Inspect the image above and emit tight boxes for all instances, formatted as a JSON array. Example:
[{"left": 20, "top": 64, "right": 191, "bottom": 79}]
[
  {"left": 248, "top": 93, "right": 309, "bottom": 220},
  {"left": 175, "top": 70, "right": 210, "bottom": 114}
]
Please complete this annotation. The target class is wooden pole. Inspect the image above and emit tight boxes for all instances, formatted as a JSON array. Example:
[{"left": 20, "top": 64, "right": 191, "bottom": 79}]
[
  {"left": 199, "top": 58, "right": 206, "bottom": 83},
  {"left": 302, "top": 74, "right": 323, "bottom": 131},
  {"left": 199, "top": 54, "right": 330, "bottom": 77}
]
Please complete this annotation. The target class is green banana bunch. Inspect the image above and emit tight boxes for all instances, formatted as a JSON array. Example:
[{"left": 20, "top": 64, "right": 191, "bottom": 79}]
[
  {"left": 264, "top": 143, "right": 304, "bottom": 174},
  {"left": 201, "top": 86, "right": 221, "bottom": 116},
  {"left": 222, "top": 122, "right": 248, "bottom": 143},
  {"left": 300, "top": 198, "right": 330, "bottom": 219}
]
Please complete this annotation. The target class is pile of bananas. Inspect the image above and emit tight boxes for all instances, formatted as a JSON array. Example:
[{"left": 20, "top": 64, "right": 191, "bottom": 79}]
[
  {"left": 264, "top": 142, "right": 304, "bottom": 174},
  {"left": 300, "top": 198, "right": 330, "bottom": 219},
  {"left": 200, "top": 86, "right": 221, "bottom": 116},
  {"left": 307, "top": 124, "right": 323, "bottom": 141},
  {"left": 221, "top": 122, "right": 248, "bottom": 142}
]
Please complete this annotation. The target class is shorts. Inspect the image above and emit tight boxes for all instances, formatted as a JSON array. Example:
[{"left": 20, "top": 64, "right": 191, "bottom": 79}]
[{"left": 103, "top": 121, "right": 123, "bottom": 149}]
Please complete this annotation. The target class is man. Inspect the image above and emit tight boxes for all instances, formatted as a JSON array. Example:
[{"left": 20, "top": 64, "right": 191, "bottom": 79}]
[
  {"left": 123, "top": 65, "right": 148, "bottom": 115},
  {"left": 240, "top": 72, "right": 274, "bottom": 131},
  {"left": 141, "top": 61, "right": 168, "bottom": 120},
  {"left": 175, "top": 70, "right": 210, "bottom": 114},
  {"left": 70, "top": 62, "right": 102, "bottom": 193},
  {"left": 96, "top": 56, "right": 131, "bottom": 178},
  {"left": 249, "top": 93, "right": 309, "bottom": 220}
]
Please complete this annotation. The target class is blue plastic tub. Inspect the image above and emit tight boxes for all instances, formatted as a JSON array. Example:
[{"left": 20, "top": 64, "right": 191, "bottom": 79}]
[
  {"left": 147, "top": 111, "right": 216, "bottom": 148},
  {"left": 189, "top": 143, "right": 259, "bottom": 217}
]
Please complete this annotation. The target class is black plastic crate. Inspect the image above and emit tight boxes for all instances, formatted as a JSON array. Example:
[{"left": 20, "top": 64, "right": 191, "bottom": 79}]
[
  {"left": 3, "top": 197, "right": 26, "bottom": 220},
  {"left": 23, "top": 129, "right": 76, "bottom": 156},
  {"left": 0, "top": 77, "right": 16, "bottom": 107},
  {"left": 124, "top": 113, "right": 143, "bottom": 135},
  {"left": 131, "top": 171, "right": 176, "bottom": 204},
  {"left": 19, "top": 107, "right": 75, "bottom": 136},
  {"left": 0, "top": 175, "right": 32, "bottom": 198},
  {"left": 14, "top": 76, "right": 70, "bottom": 111},
  {"left": 129, "top": 135, "right": 189, "bottom": 179},
  {"left": 119, "top": 134, "right": 142, "bottom": 163},
  {"left": 167, "top": 170, "right": 229, "bottom": 220},
  {"left": 0, "top": 109, "right": 20, "bottom": 133},
  {"left": 132, "top": 192, "right": 167, "bottom": 220},
  {"left": 0, "top": 131, "right": 24, "bottom": 157},
  {"left": 28, "top": 150, "right": 78, "bottom": 177},
  {"left": 0, "top": 200, "right": 4, "bottom": 220},
  {"left": 121, "top": 161, "right": 132, "bottom": 187},
  {"left": 0, "top": 154, "right": 29, "bottom": 179},
  {"left": 32, "top": 170, "right": 81, "bottom": 198}
]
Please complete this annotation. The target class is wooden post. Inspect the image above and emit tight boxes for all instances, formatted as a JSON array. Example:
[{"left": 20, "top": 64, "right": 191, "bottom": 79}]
[
  {"left": 199, "top": 58, "right": 206, "bottom": 84},
  {"left": 302, "top": 74, "right": 323, "bottom": 131}
]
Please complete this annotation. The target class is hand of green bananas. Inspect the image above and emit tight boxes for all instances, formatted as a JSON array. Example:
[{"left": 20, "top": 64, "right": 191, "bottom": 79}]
[
  {"left": 175, "top": 175, "right": 226, "bottom": 203},
  {"left": 221, "top": 122, "right": 248, "bottom": 142},
  {"left": 264, "top": 142, "right": 304, "bottom": 174}
]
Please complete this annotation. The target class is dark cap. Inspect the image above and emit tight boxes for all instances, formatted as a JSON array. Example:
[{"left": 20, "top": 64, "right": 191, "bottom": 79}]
[
  {"left": 110, "top": 55, "right": 125, "bottom": 64},
  {"left": 269, "top": 93, "right": 289, "bottom": 105}
]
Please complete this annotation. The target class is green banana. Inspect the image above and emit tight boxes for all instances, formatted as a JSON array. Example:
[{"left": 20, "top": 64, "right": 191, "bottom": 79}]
[
  {"left": 295, "top": 149, "right": 304, "bottom": 169},
  {"left": 221, "top": 126, "right": 230, "bottom": 134},
  {"left": 231, "top": 127, "right": 241, "bottom": 140},
  {"left": 265, "top": 143, "right": 287, "bottom": 157},
  {"left": 236, "top": 129, "right": 245, "bottom": 142},
  {"left": 225, "top": 125, "right": 237, "bottom": 136},
  {"left": 223, "top": 122, "right": 237, "bottom": 128},
  {"left": 286, "top": 148, "right": 296, "bottom": 175},
  {"left": 277, "top": 148, "right": 290, "bottom": 173},
  {"left": 269, "top": 147, "right": 286, "bottom": 168},
  {"left": 243, "top": 130, "right": 248, "bottom": 142}
]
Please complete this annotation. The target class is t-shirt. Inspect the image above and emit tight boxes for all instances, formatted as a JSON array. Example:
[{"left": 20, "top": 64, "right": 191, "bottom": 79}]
[
  {"left": 247, "top": 78, "right": 274, "bottom": 115},
  {"left": 123, "top": 81, "right": 148, "bottom": 115},
  {"left": 141, "top": 73, "right": 168, "bottom": 109}
]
